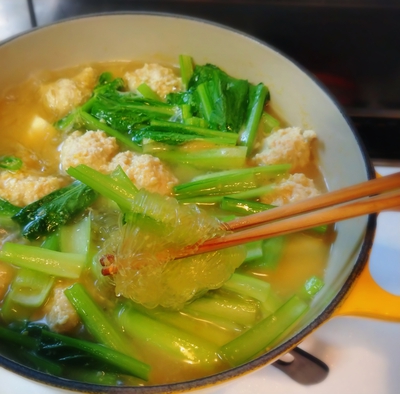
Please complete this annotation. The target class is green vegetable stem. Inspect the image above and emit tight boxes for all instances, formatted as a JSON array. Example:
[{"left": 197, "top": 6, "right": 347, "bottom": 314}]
[
  {"left": 64, "top": 283, "right": 138, "bottom": 358},
  {"left": 136, "top": 82, "right": 162, "bottom": 101},
  {"left": 186, "top": 290, "right": 261, "bottom": 327},
  {"left": 67, "top": 165, "right": 137, "bottom": 212},
  {"left": 0, "top": 324, "right": 150, "bottom": 381},
  {"left": 179, "top": 54, "right": 194, "bottom": 90},
  {"left": 221, "top": 272, "right": 271, "bottom": 303},
  {"left": 117, "top": 304, "right": 221, "bottom": 370},
  {"left": 256, "top": 236, "right": 285, "bottom": 269},
  {"left": 0, "top": 155, "right": 23, "bottom": 171},
  {"left": 261, "top": 112, "right": 280, "bottom": 134},
  {"left": 0, "top": 242, "right": 85, "bottom": 279},
  {"left": 175, "top": 164, "right": 290, "bottom": 200},
  {"left": 135, "top": 305, "right": 245, "bottom": 347},
  {"left": 238, "top": 83, "right": 270, "bottom": 155},
  {"left": 157, "top": 146, "right": 248, "bottom": 171},
  {"left": 220, "top": 295, "right": 309, "bottom": 366},
  {"left": 220, "top": 197, "right": 275, "bottom": 215},
  {"left": 0, "top": 197, "right": 20, "bottom": 227}
]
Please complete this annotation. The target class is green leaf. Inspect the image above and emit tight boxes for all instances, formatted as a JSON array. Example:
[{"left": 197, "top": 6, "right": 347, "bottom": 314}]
[{"left": 12, "top": 181, "right": 98, "bottom": 240}]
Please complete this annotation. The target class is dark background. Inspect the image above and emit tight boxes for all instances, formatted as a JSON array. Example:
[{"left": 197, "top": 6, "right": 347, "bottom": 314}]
[{"left": 15, "top": 1, "right": 400, "bottom": 160}]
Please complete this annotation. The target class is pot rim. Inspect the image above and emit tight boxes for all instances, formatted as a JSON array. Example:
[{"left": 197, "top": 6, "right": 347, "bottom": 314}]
[{"left": 0, "top": 10, "right": 377, "bottom": 394}]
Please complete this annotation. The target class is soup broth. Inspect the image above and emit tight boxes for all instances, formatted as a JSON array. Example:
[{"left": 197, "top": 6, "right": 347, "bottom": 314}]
[{"left": 0, "top": 59, "right": 332, "bottom": 386}]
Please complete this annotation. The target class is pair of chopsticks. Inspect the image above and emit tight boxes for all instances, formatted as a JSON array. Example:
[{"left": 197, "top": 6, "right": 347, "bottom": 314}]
[{"left": 178, "top": 172, "right": 400, "bottom": 258}]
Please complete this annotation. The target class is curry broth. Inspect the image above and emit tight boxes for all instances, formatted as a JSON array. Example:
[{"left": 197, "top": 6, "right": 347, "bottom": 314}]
[{"left": 0, "top": 61, "right": 333, "bottom": 386}]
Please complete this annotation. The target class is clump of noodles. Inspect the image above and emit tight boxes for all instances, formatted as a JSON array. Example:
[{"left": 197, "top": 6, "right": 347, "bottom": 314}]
[{"left": 99, "top": 190, "right": 246, "bottom": 309}]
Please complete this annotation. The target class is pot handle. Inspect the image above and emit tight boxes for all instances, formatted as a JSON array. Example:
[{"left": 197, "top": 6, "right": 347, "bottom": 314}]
[{"left": 332, "top": 258, "right": 400, "bottom": 321}]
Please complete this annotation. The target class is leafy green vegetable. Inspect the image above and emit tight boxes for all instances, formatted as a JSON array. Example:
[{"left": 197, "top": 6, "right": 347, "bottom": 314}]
[
  {"left": 309, "top": 224, "right": 328, "bottom": 234},
  {"left": 184, "top": 116, "right": 208, "bottom": 128},
  {"left": 59, "top": 214, "right": 91, "bottom": 255},
  {"left": 67, "top": 165, "right": 137, "bottom": 212},
  {"left": 89, "top": 95, "right": 176, "bottom": 133},
  {"left": 55, "top": 60, "right": 270, "bottom": 153},
  {"left": 178, "top": 184, "right": 276, "bottom": 205},
  {"left": 40, "top": 230, "right": 60, "bottom": 251},
  {"left": 64, "top": 283, "right": 139, "bottom": 357},
  {"left": 127, "top": 119, "right": 239, "bottom": 147},
  {"left": 55, "top": 72, "right": 177, "bottom": 151},
  {"left": 186, "top": 290, "right": 260, "bottom": 327},
  {"left": 12, "top": 181, "right": 98, "bottom": 240},
  {"left": 249, "top": 236, "right": 285, "bottom": 269},
  {"left": 221, "top": 195, "right": 327, "bottom": 235},
  {"left": 0, "top": 325, "right": 38, "bottom": 349},
  {"left": 179, "top": 54, "right": 194, "bottom": 90},
  {"left": 242, "top": 241, "right": 264, "bottom": 263},
  {"left": 0, "top": 197, "right": 20, "bottom": 216},
  {"left": 6, "top": 268, "right": 54, "bottom": 308},
  {"left": 238, "top": 83, "right": 270, "bottom": 155},
  {"left": 136, "top": 82, "right": 162, "bottom": 101},
  {"left": 0, "top": 155, "right": 23, "bottom": 170},
  {"left": 168, "top": 64, "right": 251, "bottom": 133},
  {"left": 261, "top": 111, "right": 280, "bottom": 133},
  {"left": 222, "top": 272, "right": 271, "bottom": 303},
  {"left": 56, "top": 107, "right": 142, "bottom": 152},
  {"left": 220, "top": 295, "right": 308, "bottom": 366},
  {"left": 131, "top": 127, "right": 213, "bottom": 146},
  {"left": 148, "top": 119, "right": 238, "bottom": 144},
  {"left": 300, "top": 275, "right": 325, "bottom": 299},
  {"left": 92, "top": 73, "right": 175, "bottom": 122},
  {"left": 0, "top": 323, "right": 150, "bottom": 381},
  {"left": 117, "top": 304, "right": 221, "bottom": 368},
  {"left": 0, "top": 156, "right": 23, "bottom": 171},
  {"left": 174, "top": 164, "right": 290, "bottom": 200},
  {"left": 156, "top": 146, "right": 248, "bottom": 171},
  {"left": 1, "top": 266, "right": 54, "bottom": 323},
  {"left": 220, "top": 197, "right": 275, "bottom": 215},
  {"left": 0, "top": 197, "right": 20, "bottom": 227},
  {"left": 13, "top": 182, "right": 78, "bottom": 225},
  {"left": 132, "top": 303, "right": 244, "bottom": 347},
  {"left": 0, "top": 242, "right": 85, "bottom": 279}
]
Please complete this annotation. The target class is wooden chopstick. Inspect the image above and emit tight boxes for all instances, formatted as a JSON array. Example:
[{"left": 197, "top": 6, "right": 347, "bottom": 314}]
[
  {"left": 224, "top": 171, "right": 400, "bottom": 231},
  {"left": 176, "top": 172, "right": 400, "bottom": 258}
]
